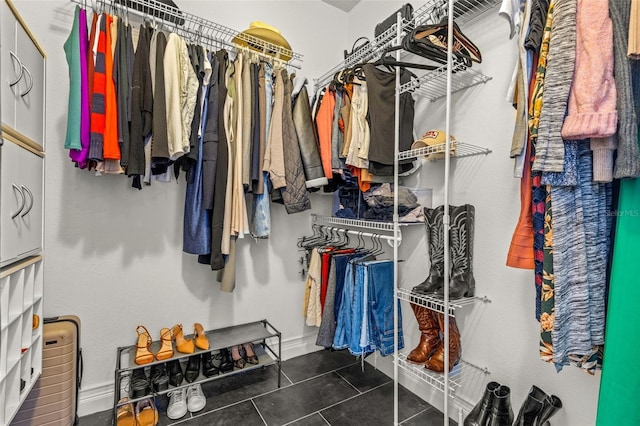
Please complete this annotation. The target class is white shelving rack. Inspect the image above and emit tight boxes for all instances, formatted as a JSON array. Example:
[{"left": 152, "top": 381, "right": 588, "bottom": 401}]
[{"left": 314, "top": 1, "right": 499, "bottom": 424}]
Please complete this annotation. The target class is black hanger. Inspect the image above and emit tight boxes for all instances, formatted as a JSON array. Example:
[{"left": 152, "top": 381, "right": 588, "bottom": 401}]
[{"left": 373, "top": 46, "right": 440, "bottom": 72}]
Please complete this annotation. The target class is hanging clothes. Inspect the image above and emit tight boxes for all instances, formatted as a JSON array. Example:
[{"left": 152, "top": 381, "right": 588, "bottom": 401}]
[
  {"left": 210, "top": 50, "right": 230, "bottom": 271},
  {"left": 550, "top": 143, "right": 612, "bottom": 373},
  {"left": 609, "top": 0, "right": 640, "bottom": 179},
  {"left": 88, "top": 13, "right": 108, "bottom": 163},
  {"left": 183, "top": 80, "right": 211, "bottom": 255},
  {"left": 63, "top": 6, "right": 82, "bottom": 152},
  {"left": 279, "top": 69, "right": 311, "bottom": 214},
  {"left": 149, "top": 30, "right": 171, "bottom": 172},
  {"left": 128, "top": 24, "right": 154, "bottom": 186},
  {"left": 250, "top": 62, "right": 273, "bottom": 239},
  {"left": 114, "top": 17, "right": 133, "bottom": 169},
  {"left": 363, "top": 63, "right": 414, "bottom": 176}
]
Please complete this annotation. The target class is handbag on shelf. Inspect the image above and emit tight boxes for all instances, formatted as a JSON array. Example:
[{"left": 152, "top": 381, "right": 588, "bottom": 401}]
[
  {"left": 374, "top": 3, "right": 414, "bottom": 38},
  {"left": 344, "top": 36, "right": 371, "bottom": 62}
]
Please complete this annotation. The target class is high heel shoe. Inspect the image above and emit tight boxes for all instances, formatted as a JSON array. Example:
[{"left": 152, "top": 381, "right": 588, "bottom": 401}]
[
  {"left": 218, "top": 348, "right": 234, "bottom": 373},
  {"left": 194, "top": 323, "right": 209, "bottom": 350},
  {"left": 171, "top": 324, "right": 195, "bottom": 354},
  {"left": 135, "top": 326, "right": 154, "bottom": 365},
  {"left": 231, "top": 345, "right": 245, "bottom": 369},
  {"left": 185, "top": 355, "right": 201, "bottom": 383},
  {"left": 242, "top": 342, "right": 259, "bottom": 365},
  {"left": 156, "top": 328, "right": 173, "bottom": 361},
  {"left": 168, "top": 359, "right": 184, "bottom": 387},
  {"left": 202, "top": 352, "right": 219, "bottom": 377}
]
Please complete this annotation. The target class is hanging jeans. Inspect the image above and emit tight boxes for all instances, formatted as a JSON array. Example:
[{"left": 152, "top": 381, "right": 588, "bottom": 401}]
[
  {"left": 364, "top": 260, "right": 404, "bottom": 356},
  {"left": 333, "top": 258, "right": 403, "bottom": 357},
  {"left": 251, "top": 63, "right": 273, "bottom": 238}
]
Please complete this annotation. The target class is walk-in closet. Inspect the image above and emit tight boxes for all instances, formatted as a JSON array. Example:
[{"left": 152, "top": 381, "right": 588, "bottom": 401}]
[{"left": 1, "top": 0, "right": 637, "bottom": 425}]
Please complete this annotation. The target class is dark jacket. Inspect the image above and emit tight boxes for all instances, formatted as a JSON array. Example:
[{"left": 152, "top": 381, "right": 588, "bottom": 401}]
[
  {"left": 280, "top": 70, "right": 311, "bottom": 214},
  {"left": 293, "top": 83, "right": 328, "bottom": 188},
  {"left": 128, "top": 24, "right": 153, "bottom": 177},
  {"left": 209, "top": 50, "right": 230, "bottom": 271}
]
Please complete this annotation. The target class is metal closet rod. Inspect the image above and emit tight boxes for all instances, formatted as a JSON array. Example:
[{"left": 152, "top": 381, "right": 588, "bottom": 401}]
[
  {"left": 69, "top": 0, "right": 303, "bottom": 69},
  {"left": 314, "top": 224, "right": 400, "bottom": 243}
]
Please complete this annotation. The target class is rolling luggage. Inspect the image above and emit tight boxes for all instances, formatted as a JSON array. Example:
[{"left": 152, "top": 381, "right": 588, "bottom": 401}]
[{"left": 12, "top": 316, "right": 82, "bottom": 426}]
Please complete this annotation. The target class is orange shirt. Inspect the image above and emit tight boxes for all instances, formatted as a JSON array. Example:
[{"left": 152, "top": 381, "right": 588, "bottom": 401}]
[{"left": 315, "top": 89, "right": 335, "bottom": 179}]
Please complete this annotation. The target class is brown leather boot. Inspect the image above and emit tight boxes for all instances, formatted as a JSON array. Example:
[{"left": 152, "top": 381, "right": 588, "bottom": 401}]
[
  {"left": 406, "top": 303, "right": 440, "bottom": 364},
  {"left": 425, "top": 312, "right": 461, "bottom": 372}
]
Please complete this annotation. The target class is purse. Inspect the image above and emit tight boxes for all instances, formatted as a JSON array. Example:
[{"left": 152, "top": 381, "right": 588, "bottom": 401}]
[
  {"left": 344, "top": 37, "right": 370, "bottom": 62},
  {"left": 374, "top": 3, "right": 414, "bottom": 38}
]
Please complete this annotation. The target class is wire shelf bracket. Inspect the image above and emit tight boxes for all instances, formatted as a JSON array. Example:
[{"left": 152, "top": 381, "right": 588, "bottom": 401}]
[
  {"left": 396, "top": 353, "right": 490, "bottom": 398},
  {"left": 397, "top": 141, "right": 492, "bottom": 161},
  {"left": 396, "top": 287, "right": 490, "bottom": 315}
]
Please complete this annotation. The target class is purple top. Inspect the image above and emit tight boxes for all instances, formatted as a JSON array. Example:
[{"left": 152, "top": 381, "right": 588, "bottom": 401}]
[{"left": 70, "top": 8, "right": 90, "bottom": 168}]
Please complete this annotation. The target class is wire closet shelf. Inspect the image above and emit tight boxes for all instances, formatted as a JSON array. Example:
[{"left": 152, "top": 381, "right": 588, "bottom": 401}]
[
  {"left": 314, "top": 0, "right": 500, "bottom": 91},
  {"left": 71, "top": 0, "right": 303, "bottom": 66},
  {"left": 396, "top": 354, "right": 490, "bottom": 399},
  {"left": 310, "top": 214, "right": 423, "bottom": 243},
  {"left": 396, "top": 287, "right": 488, "bottom": 316},
  {"left": 397, "top": 140, "right": 492, "bottom": 161}
]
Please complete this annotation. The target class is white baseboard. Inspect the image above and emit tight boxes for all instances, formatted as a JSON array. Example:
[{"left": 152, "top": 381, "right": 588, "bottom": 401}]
[{"left": 78, "top": 332, "right": 322, "bottom": 417}]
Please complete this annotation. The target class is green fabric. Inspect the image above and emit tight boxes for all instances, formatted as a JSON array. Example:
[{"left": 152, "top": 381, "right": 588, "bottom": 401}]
[
  {"left": 63, "top": 6, "right": 81, "bottom": 150},
  {"left": 596, "top": 175, "right": 640, "bottom": 425}
]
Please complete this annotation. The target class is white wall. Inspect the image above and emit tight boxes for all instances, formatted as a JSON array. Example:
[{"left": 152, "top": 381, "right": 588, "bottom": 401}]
[
  {"left": 346, "top": 2, "right": 600, "bottom": 425},
  {"left": 12, "top": 1, "right": 601, "bottom": 424}
]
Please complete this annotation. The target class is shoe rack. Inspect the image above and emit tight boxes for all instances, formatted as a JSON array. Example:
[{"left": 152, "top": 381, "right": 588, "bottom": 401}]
[
  {"left": 0, "top": 255, "right": 44, "bottom": 426},
  {"left": 112, "top": 319, "right": 281, "bottom": 423}
]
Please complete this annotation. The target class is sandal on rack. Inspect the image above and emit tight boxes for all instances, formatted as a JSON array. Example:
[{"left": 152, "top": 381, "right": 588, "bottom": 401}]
[
  {"left": 135, "top": 397, "right": 158, "bottom": 426},
  {"left": 194, "top": 323, "right": 209, "bottom": 350},
  {"left": 171, "top": 324, "right": 195, "bottom": 354},
  {"left": 242, "top": 342, "right": 259, "bottom": 365},
  {"left": 231, "top": 345, "right": 245, "bottom": 369},
  {"left": 135, "top": 326, "right": 154, "bottom": 365},
  {"left": 156, "top": 328, "right": 173, "bottom": 361},
  {"left": 116, "top": 397, "right": 136, "bottom": 426}
]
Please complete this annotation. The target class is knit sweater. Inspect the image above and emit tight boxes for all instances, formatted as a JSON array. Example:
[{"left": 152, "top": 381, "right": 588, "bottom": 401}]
[
  {"left": 532, "top": 0, "right": 577, "bottom": 174},
  {"left": 610, "top": 0, "right": 640, "bottom": 179}
]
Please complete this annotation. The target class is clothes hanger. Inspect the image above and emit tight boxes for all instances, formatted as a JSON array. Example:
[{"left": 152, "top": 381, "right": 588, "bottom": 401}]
[{"left": 373, "top": 46, "right": 440, "bottom": 72}]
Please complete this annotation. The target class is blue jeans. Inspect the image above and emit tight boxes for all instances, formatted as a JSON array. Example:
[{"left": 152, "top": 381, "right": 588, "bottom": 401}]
[
  {"left": 251, "top": 62, "right": 273, "bottom": 238},
  {"left": 334, "top": 258, "right": 403, "bottom": 357},
  {"left": 366, "top": 261, "right": 403, "bottom": 356}
]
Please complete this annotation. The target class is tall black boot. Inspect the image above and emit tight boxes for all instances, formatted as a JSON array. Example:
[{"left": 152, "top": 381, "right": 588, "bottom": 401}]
[
  {"left": 437, "top": 204, "right": 475, "bottom": 299},
  {"left": 413, "top": 206, "right": 446, "bottom": 294},
  {"left": 514, "top": 385, "right": 547, "bottom": 426},
  {"left": 489, "top": 385, "right": 514, "bottom": 426},
  {"left": 534, "top": 395, "right": 562, "bottom": 426},
  {"left": 464, "top": 381, "right": 500, "bottom": 426}
]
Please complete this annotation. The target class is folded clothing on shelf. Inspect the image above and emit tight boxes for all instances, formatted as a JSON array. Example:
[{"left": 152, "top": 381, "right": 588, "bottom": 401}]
[{"left": 333, "top": 183, "right": 428, "bottom": 222}]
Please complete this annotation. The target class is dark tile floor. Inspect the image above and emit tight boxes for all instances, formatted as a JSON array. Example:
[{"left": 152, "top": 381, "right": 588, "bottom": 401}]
[{"left": 80, "top": 349, "right": 452, "bottom": 425}]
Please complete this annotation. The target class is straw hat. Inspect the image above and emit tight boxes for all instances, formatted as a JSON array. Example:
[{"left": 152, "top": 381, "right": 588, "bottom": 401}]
[
  {"left": 411, "top": 130, "right": 457, "bottom": 160},
  {"left": 232, "top": 21, "right": 293, "bottom": 62}
]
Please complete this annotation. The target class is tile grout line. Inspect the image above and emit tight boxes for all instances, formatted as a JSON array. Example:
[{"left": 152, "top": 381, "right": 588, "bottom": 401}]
[
  {"left": 399, "top": 407, "right": 432, "bottom": 425},
  {"left": 250, "top": 398, "right": 269, "bottom": 426},
  {"left": 318, "top": 411, "right": 332, "bottom": 425},
  {"left": 334, "top": 369, "right": 362, "bottom": 394},
  {"left": 280, "top": 369, "right": 294, "bottom": 386}
]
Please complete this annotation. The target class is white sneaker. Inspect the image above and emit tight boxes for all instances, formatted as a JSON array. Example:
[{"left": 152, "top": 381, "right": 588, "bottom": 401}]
[
  {"left": 166, "top": 388, "right": 188, "bottom": 420},
  {"left": 187, "top": 384, "right": 206, "bottom": 413}
]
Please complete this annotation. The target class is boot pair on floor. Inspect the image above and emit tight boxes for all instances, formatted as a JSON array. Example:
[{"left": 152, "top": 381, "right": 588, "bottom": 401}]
[
  {"left": 406, "top": 301, "right": 461, "bottom": 372},
  {"left": 413, "top": 204, "right": 475, "bottom": 299},
  {"left": 464, "top": 382, "right": 562, "bottom": 426}
]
